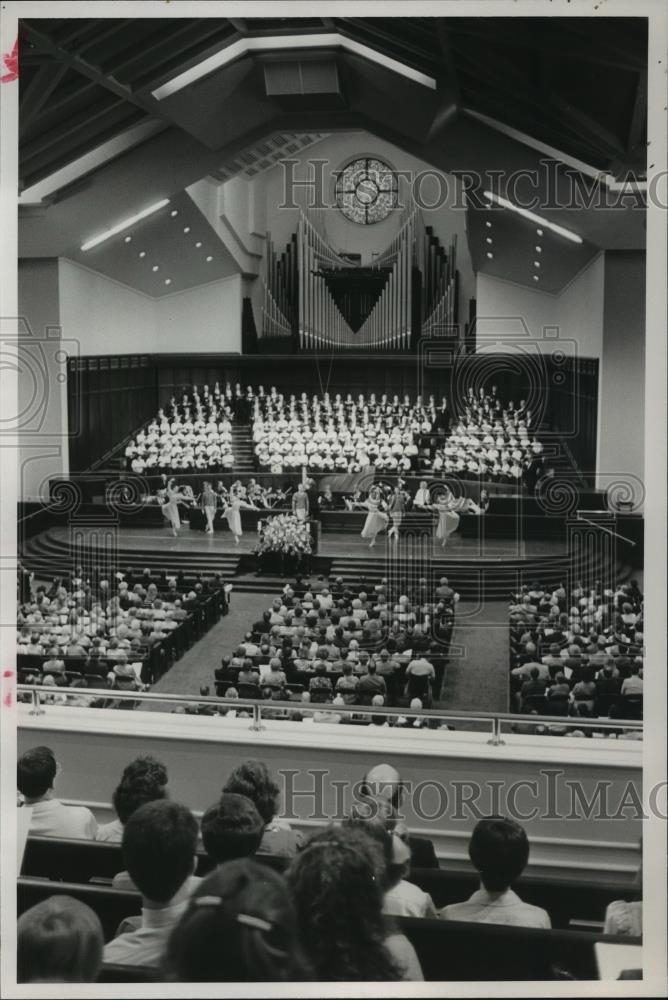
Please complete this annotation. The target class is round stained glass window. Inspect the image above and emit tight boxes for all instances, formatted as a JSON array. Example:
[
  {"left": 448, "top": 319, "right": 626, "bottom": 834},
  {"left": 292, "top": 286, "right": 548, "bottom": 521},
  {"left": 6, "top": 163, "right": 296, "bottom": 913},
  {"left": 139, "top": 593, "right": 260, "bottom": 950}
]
[{"left": 335, "top": 157, "right": 398, "bottom": 225}]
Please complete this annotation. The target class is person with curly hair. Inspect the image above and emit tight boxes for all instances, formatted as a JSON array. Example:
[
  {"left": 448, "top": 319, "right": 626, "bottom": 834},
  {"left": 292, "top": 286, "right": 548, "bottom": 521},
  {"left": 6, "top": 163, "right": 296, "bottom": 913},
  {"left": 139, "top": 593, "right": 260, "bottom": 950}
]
[
  {"left": 285, "top": 824, "right": 423, "bottom": 982},
  {"left": 96, "top": 755, "right": 169, "bottom": 844},
  {"left": 163, "top": 859, "right": 311, "bottom": 982},
  {"left": 223, "top": 760, "right": 303, "bottom": 859}
]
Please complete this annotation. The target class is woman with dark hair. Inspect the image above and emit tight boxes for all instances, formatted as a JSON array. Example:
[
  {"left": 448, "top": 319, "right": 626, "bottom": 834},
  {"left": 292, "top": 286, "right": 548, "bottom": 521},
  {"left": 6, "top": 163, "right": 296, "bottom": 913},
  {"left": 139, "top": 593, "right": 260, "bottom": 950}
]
[
  {"left": 163, "top": 859, "right": 310, "bottom": 982},
  {"left": 223, "top": 760, "right": 303, "bottom": 858},
  {"left": 17, "top": 896, "right": 103, "bottom": 983},
  {"left": 286, "top": 824, "right": 423, "bottom": 981}
]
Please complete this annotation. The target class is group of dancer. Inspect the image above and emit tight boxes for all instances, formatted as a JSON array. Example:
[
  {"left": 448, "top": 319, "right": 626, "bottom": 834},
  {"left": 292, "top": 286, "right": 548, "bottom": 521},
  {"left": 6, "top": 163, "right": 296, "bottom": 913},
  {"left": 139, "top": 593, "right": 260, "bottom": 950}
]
[
  {"left": 158, "top": 479, "right": 257, "bottom": 544},
  {"left": 350, "top": 484, "right": 487, "bottom": 548}
]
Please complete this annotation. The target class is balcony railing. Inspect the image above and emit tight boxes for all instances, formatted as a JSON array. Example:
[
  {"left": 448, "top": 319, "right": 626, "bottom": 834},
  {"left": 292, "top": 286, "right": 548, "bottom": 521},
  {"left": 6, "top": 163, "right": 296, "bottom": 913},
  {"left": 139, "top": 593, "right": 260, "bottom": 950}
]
[{"left": 17, "top": 685, "right": 643, "bottom": 746}]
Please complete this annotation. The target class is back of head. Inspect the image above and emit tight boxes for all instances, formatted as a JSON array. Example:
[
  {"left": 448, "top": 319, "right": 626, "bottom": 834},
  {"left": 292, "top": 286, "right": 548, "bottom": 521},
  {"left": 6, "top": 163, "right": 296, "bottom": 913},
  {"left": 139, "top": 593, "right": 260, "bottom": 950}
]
[
  {"left": 286, "top": 825, "right": 400, "bottom": 981},
  {"left": 223, "top": 759, "right": 279, "bottom": 825},
  {"left": 17, "top": 745, "right": 56, "bottom": 800},
  {"left": 469, "top": 816, "right": 530, "bottom": 893},
  {"left": 113, "top": 773, "right": 168, "bottom": 825},
  {"left": 17, "top": 896, "right": 103, "bottom": 983},
  {"left": 165, "top": 859, "right": 307, "bottom": 982},
  {"left": 122, "top": 800, "right": 198, "bottom": 903},
  {"left": 202, "top": 793, "right": 264, "bottom": 864}
]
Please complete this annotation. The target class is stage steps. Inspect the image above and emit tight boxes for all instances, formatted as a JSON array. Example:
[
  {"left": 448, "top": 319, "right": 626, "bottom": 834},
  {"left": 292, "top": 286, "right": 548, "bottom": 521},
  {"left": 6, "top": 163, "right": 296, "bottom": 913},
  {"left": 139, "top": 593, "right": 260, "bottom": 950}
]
[
  {"left": 230, "top": 423, "right": 255, "bottom": 473},
  {"left": 21, "top": 529, "right": 628, "bottom": 602}
]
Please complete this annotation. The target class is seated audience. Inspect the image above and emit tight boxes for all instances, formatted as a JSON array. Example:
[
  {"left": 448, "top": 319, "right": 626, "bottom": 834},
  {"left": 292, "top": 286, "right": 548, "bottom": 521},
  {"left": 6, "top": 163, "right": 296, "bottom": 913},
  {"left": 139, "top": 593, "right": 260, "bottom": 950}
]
[
  {"left": 17, "top": 896, "right": 103, "bottom": 984},
  {"left": 103, "top": 800, "right": 199, "bottom": 967},
  {"left": 18, "top": 745, "right": 97, "bottom": 839},
  {"left": 440, "top": 816, "right": 551, "bottom": 928},
  {"left": 163, "top": 859, "right": 311, "bottom": 982}
]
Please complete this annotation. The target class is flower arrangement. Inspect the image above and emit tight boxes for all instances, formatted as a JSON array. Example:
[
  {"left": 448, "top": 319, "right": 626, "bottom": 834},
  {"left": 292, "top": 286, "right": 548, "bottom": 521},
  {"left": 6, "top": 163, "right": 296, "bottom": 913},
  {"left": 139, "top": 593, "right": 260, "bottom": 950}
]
[{"left": 255, "top": 513, "right": 313, "bottom": 557}]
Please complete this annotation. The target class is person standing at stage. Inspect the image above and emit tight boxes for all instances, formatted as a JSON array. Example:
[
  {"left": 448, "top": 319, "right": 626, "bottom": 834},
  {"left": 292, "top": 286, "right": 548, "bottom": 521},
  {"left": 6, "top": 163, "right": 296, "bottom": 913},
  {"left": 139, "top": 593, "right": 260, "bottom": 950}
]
[
  {"left": 222, "top": 488, "right": 244, "bottom": 545},
  {"left": 161, "top": 479, "right": 188, "bottom": 538},
  {"left": 358, "top": 487, "right": 389, "bottom": 549},
  {"left": 414, "top": 481, "right": 431, "bottom": 509},
  {"left": 387, "top": 486, "right": 405, "bottom": 542},
  {"left": 201, "top": 480, "right": 217, "bottom": 534},
  {"left": 292, "top": 483, "right": 310, "bottom": 523},
  {"left": 433, "top": 487, "right": 460, "bottom": 550}
]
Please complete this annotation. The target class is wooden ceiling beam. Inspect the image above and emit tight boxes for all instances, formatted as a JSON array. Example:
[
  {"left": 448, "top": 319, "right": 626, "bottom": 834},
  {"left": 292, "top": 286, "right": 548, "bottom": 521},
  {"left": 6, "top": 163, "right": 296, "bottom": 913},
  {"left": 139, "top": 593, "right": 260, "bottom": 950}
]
[{"left": 19, "top": 61, "right": 69, "bottom": 137}]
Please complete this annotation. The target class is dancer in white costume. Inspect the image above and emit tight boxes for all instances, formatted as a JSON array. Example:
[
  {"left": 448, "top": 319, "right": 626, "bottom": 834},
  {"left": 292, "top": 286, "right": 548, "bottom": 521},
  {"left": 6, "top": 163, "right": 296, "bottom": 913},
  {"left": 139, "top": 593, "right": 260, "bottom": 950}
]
[
  {"left": 222, "top": 488, "right": 257, "bottom": 545},
  {"left": 357, "top": 488, "right": 389, "bottom": 548},
  {"left": 200, "top": 480, "right": 217, "bottom": 534},
  {"left": 387, "top": 486, "right": 405, "bottom": 542},
  {"left": 161, "top": 479, "right": 189, "bottom": 537},
  {"left": 433, "top": 487, "right": 460, "bottom": 549}
]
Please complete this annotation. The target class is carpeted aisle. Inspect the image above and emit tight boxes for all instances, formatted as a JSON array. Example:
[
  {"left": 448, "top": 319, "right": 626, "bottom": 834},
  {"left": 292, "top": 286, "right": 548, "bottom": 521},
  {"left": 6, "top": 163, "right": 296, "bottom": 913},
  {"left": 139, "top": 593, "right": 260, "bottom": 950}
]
[
  {"left": 149, "top": 592, "right": 274, "bottom": 700},
  {"left": 440, "top": 600, "right": 509, "bottom": 714}
]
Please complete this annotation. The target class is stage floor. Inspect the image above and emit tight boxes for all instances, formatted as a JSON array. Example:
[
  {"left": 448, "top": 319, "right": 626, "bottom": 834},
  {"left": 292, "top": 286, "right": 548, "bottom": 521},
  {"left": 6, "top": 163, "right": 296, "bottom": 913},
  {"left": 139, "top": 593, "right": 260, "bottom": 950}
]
[{"left": 42, "top": 524, "right": 565, "bottom": 562}]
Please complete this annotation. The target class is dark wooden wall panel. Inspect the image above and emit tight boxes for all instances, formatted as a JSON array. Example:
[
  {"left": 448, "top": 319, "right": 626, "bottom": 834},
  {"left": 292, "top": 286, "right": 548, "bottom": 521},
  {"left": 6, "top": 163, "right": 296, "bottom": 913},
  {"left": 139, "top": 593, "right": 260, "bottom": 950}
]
[
  {"left": 67, "top": 352, "right": 599, "bottom": 478},
  {"left": 68, "top": 356, "right": 156, "bottom": 471}
]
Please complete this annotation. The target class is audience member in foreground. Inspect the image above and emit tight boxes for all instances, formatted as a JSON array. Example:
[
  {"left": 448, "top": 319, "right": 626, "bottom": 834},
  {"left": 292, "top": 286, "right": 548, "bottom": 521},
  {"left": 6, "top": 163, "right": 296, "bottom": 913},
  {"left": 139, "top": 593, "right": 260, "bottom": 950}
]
[
  {"left": 18, "top": 745, "right": 98, "bottom": 839},
  {"left": 440, "top": 816, "right": 550, "bottom": 928},
  {"left": 201, "top": 793, "right": 265, "bottom": 866},
  {"left": 223, "top": 760, "right": 303, "bottom": 858},
  {"left": 286, "top": 825, "right": 424, "bottom": 981},
  {"left": 164, "top": 859, "right": 311, "bottom": 982},
  {"left": 96, "top": 755, "right": 168, "bottom": 843},
  {"left": 17, "top": 896, "right": 103, "bottom": 984},
  {"left": 103, "top": 800, "right": 199, "bottom": 967}
]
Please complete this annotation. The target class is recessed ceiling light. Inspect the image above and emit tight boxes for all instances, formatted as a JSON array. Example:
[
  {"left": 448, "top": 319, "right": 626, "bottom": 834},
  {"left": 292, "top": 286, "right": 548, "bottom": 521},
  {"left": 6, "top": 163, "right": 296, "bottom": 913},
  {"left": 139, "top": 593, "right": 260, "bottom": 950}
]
[
  {"left": 80, "top": 198, "right": 170, "bottom": 251},
  {"left": 164, "top": 278, "right": 172, "bottom": 285},
  {"left": 206, "top": 255, "right": 213, "bottom": 262},
  {"left": 482, "top": 192, "right": 583, "bottom": 244},
  {"left": 485, "top": 237, "right": 493, "bottom": 245},
  {"left": 152, "top": 265, "right": 159, "bottom": 272},
  {"left": 485, "top": 221, "right": 492, "bottom": 228},
  {"left": 535, "top": 245, "right": 542, "bottom": 253},
  {"left": 486, "top": 252, "right": 493, "bottom": 259},
  {"left": 195, "top": 241, "right": 202, "bottom": 248},
  {"left": 139, "top": 251, "right": 146, "bottom": 258},
  {"left": 533, "top": 275, "right": 540, "bottom": 281},
  {"left": 124, "top": 235, "right": 132, "bottom": 243},
  {"left": 533, "top": 261, "right": 541, "bottom": 268},
  {"left": 183, "top": 226, "right": 191, "bottom": 234},
  {"left": 170, "top": 210, "right": 178, "bottom": 217}
]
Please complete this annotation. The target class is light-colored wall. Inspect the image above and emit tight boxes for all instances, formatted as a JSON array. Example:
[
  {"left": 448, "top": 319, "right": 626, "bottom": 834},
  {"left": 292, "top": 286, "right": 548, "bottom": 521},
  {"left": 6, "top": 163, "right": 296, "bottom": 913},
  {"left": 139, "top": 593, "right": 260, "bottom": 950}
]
[
  {"left": 17, "top": 260, "right": 68, "bottom": 499},
  {"left": 156, "top": 274, "right": 242, "bottom": 352},
  {"left": 475, "top": 272, "right": 560, "bottom": 348},
  {"left": 599, "top": 251, "right": 646, "bottom": 498},
  {"left": 58, "top": 259, "right": 242, "bottom": 355},
  {"left": 59, "top": 258, "right": 156, "bottom": 354}
]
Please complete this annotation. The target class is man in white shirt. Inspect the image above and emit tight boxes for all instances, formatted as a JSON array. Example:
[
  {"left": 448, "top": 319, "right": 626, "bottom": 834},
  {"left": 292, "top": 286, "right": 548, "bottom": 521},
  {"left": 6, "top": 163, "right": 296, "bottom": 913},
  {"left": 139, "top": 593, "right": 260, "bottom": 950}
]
[
  {"left": 18, "top": 745, "right": 98, "bottom": 839},
  {"left": 440, "top": 817, "right": 550, "bottom": 928},
  {"left": 413, "top": 481, "right": 431, "bottom": 509},
  {"left": 103, "top": 800, "right": 199, "bottom": 967}
]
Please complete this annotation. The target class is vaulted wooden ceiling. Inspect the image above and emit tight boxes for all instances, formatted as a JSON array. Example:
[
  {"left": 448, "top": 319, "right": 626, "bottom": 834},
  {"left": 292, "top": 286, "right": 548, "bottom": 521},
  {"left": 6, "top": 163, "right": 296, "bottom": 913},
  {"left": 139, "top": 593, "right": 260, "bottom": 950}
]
[{"left": 18, "top": 15, "right": 648, "bottom": 192}]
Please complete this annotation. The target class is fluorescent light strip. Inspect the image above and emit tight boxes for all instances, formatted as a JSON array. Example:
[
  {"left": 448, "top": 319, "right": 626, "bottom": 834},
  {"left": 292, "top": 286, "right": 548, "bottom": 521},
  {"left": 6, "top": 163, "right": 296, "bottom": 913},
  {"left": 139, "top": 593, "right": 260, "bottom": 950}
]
[
  {"left": 151, "top": 33, "right": 437, "bottom": 100},
  {"left": 19, "top": 121, "right": 166, "bottom": 204},
  {"left": 81, "top": 199, "right": 170, "bottom": 251},
  {"left": 482, "top": 191, "right": 584, "bottom": 245}
]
